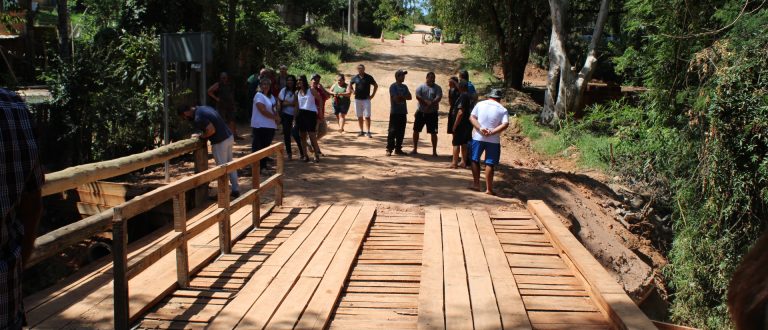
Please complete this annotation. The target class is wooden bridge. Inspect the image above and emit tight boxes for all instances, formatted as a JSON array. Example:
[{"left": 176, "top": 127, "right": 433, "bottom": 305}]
[{"left": 24, "top": 141, "right": 658, "bottom": 329}]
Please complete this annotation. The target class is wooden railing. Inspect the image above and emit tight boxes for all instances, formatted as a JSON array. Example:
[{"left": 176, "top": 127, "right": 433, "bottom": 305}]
[
  {"left": 27, "top": 138, "right": 208, "bottom": 268},
  {"left": 110, "top": 142, "right": 285, "bottom": 329}
]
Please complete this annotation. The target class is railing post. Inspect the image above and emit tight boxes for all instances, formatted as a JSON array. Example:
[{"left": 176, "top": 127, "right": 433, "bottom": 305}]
[
  {"left": 112, "top": 207, "right": 130, "bottom": 330},
  {"left": 217, "top": 173, "right": 231, "bottom": 254},
  {"left": 173, "top": 193, "right": 189, "bottom": 287},
  {"left": 193, "top": 143, "right": 208, "bottom": 208},
  {"left": 275, "top": 147, "right": 284, "bottom": 206},
  {"left": 252, "top": 157, "right": 261, "bottom": 228}
]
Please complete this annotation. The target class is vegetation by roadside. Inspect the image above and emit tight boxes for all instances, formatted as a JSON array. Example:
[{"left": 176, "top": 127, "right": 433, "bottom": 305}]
[{"left": 517, "top": 113, "right": 616, "bottom": 172}]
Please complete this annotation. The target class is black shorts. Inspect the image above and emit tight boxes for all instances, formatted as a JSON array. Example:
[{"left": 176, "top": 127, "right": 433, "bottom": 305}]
[
  {"left": 333, "top": 102, "right": 350, "bottom": 115},
  {"left": 413, "top": 111, "right": 438, "bottom": 134},
  {"left": 452, "top": 125, "right": 472, "bottom": 146},
  {"left": 296, "top": 109, "right": 318, "bottom": 133}
]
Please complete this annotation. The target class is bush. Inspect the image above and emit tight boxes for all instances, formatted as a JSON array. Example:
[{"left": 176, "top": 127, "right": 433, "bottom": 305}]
[
  {"left": 42, "top": 30, "right": 163, "bottom": 165},
  {"left": 611, "top": 5, "right": 768, "bottom": 327}
]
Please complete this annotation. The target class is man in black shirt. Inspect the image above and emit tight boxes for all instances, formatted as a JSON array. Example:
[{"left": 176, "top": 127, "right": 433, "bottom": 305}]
[
  {"left": 450, "top": 80, "right": 473, "bottom": 168},
  {"left": 349, "top": 64, "right": 378, "bottom": 137}
]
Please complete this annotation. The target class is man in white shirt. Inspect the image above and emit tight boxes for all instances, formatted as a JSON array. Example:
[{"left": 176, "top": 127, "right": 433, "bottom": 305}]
[{"left": 469, "top": 89, "right": 509, "bottom": 195}]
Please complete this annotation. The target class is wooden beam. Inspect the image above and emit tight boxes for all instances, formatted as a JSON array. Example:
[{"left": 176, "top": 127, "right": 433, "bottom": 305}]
[
  {"left": 125, "top": 232, "right": 184, "bottom": 281},
  {"left": 209, "top": 205, "right": 334, "bottom": 329},
  {"left": 252, "top": 155, "right": 261, "bottom": 228},
  {"left": 417, "top": 207, "right": 445, "bottom": 330},
  {"left": 263, "top": 205, "right": 364, "bottom": 329},
  {"left": 42, "top": 139, "right": 204, "bottom": 196},
  {"left": 293, "top": 204, "right": 377, "bottom": 330},
  {"left": 456, "top": 209, "right": 502, "bottom": 330},
  {"left": 236, "top": 205, "right": 352, "bottom": 329},
  {"left": 274, "top": 148, "right": 284, "bottom": 206},
  {"left": 111, "top": 207, "right": 129, "bottom": 330},
  {"left": 227, "top": 142, "right": 284, "bottom": 171},
  {"left": 193, "top": 143, "right": 209, "bottom": 208},
  {"left": 526, "top": 200, "right": 656, "bottom": 330},
  {"left": 185, "top": 208, "right": 225, "bottom": 239},
  {"left": 472, "top": 210, "right": 532, "bottom": 330},
  {"left": 173, "top": 193, "right": 189, "bottom": 288},
  {"left": 26, "top": 209, "right": 113, "bottom": 268},
  {"left": 441, "top": 208, "right": 473, "bottom": 330},
  {"left": 119, "top": 165, "right": 226, "bottom": 220},
  {"left": 230, "top": 188, "right": 257, "bottom": 213},
  {"left": 217, "top": 175, "right": 231, "bottom": 255}
]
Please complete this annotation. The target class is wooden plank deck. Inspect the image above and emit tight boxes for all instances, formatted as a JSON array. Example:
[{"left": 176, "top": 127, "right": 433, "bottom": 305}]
[
  {"left": 25, "top": 201, "right": 274, "bottom": 329},
  {"left": 136, "top": 206, "right": 315, "bottom": 329},
  {"left": 328, "top": 208, "right": 424, "bottom": 330},
  {"left": 29, "top": 202, "right": 657, "bottom": 330}
]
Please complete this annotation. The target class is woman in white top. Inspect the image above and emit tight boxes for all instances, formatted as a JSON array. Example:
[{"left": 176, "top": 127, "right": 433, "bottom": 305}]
[
  {"left": 278, "top": 75, "right": 302, "bottom": 160},
  {"left": 251, "top": 77, "right": 279, "bottom": 170},
  {"left": 296, "top": 75, "right": 322, "bottom": 163}
]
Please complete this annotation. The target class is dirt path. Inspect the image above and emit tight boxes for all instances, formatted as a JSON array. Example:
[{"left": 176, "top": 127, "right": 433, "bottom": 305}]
[
  {"left": 230, "top": 26, "right": 666, "bottom": 317},
  {"left": 277, "top": 26, "right": 516, "bottom": 212}
]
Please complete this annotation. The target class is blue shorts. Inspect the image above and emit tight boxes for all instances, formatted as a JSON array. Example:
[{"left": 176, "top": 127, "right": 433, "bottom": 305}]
[{"left": 470, "top": 140, "right": 501, "bottom": 166}]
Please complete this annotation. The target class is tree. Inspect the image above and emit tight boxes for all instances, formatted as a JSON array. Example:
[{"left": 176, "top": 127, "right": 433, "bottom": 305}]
[
  {"left": 540, "top": 0, "right": 610, "bottom": 126},
  {"left": 373, "top": 0, "right": 406, "bottom": 38},
  {"left": 431, "top": 0, "right": 548, "bottom": 89},
  {"left": 58, "top": 0, "right": 72, "bottom": 61},
  {"left": 23, "top": 0, "right": 35, "bottom": 76}
]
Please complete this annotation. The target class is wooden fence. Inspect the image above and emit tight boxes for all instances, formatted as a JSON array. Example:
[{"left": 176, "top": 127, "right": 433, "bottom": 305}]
[
  {"left": 27, "top": 138, "right": 208, "bottom": 268},
  {"left": 110, "top": 142, "right": 285, "bottom": 329}
]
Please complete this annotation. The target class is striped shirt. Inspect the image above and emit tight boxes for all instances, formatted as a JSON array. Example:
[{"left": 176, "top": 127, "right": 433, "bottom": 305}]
[{"left": 0, "top": 88, "right": 44, "bottom": 328}]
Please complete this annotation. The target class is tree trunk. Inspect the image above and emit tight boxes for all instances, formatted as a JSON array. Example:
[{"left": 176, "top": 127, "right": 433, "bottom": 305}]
[
  {"left": 57, "top": 0, "right": 71, "bottom": 61},
  {"left": 542, "top": 29, "right": 560, "bottom": 125},
  {"left": 24, "top": 0, "right": 36, "bottom": 76},
  {"left": 226, "top": 0, "right": 238, "bottom": 73},
  {"left": 543, "top": 0, "right": 571, "bottom": 126},
  {"left": 573, "top": 0, "right": 610, "bottom": 110},
  {"left": 543, "top": 0, "right": 610, "bottom": 126}
]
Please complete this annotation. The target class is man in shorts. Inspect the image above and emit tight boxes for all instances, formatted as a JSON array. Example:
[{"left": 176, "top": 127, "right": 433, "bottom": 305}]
[
  {"left": 412, "top": 72, "right": 442, "bottom": 156},
  {"left": 468, "top": 88, "right": 509, "bottom": 195},
  {"left": 349, "top": 64, "right": 378, "bottom": 137}
]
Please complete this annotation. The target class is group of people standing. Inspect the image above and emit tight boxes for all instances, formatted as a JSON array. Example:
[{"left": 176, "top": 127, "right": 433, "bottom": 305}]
[
  {"left": 244, "top": 64, "right": 381, "bottom": 165},
  {"left": 383, "top": 69, "right": 509, "bottom": 195},
  {"left": 183, "top": 63, "right": 509, "bottom": 198}
]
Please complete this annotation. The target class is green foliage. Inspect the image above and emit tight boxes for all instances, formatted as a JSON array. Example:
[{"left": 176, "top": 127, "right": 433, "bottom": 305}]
[
  {"left": 611, "top": 2, "right": 768, "bottom": 327},
  {"left": 517, "top": 114, "right": 615, "bottom": 170},
  {"left": 372, "top": 0, "right": 414, "bottom": 39},
  {"left": 315, "top": 26, "right": 369, "bottom": 60},
  {"left": 43, "top": 30, "right": 163, "bottom": 163},
  {"left": 459, "top": 32, "right": 498, "bottom": 72}
]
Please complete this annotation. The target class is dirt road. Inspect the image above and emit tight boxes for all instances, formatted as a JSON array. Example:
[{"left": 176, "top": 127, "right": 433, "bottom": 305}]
[{"left": 277, "top": 27, "right": 516, "bottom": 211}]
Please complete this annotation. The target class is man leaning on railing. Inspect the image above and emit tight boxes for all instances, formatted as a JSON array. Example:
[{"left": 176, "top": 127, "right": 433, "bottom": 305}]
[{"left": 178, "top": 104, "right": 241, "bottom": 198}]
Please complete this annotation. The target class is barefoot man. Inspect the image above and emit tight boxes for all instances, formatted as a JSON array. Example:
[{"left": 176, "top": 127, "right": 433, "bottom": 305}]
[{"left": 469, "top": 89, "right": 509, "bottom": 195}]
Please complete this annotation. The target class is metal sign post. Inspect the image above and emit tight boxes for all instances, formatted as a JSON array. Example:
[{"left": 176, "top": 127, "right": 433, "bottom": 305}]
[{"left": 160, "top": 32, "right": 213, "bottom": 182}]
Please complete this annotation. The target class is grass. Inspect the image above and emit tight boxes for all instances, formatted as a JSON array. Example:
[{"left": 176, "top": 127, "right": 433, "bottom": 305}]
[
  {"left": 291, "top": 27, "right": 370, "bottom": 86},
  {"left": 316, "top": 27, "right": 369, "bottom": 55},
  {"left": 517, "top": 114, "right": 616, "bottom": 171}
]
